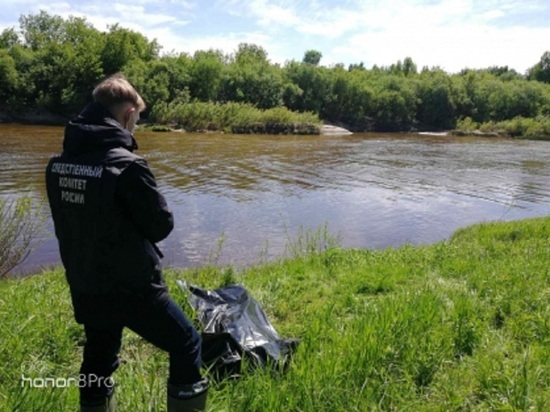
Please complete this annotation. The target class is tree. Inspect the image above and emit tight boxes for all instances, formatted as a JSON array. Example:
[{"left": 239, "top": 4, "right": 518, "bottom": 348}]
[
  {"left": 221, "top": 43, "right": 285, "bottom": 109},
  {"left": 283, "top": 61, "right": 331, "bottom": 114},
  {"left": 488, "top": 80, "right": 543, "bottom": 120},
  {"left": 128, "top": 55, "right": 192, "bottom": 111},
  {"left": 370, "top": 75, "right": 417, "bottom": 131},
  {"left": 189, "top": 50, "right": 225, "bottom": 101},
  {"left": 303, "top": 50, "right": 322, "bottom": 66},
  {"left": 486, "top": 65, "right": 522, "bottom": 80},
  {"left": 0, "top": 50, "right": 18, "bottom": 104},
  {"left": 528, "top": 51, "right": 550, "bottom": 83},
  {"left": 19, "top": 11, "right": 66, "bottom": 50},
  {"left": 403, "top": 57, "right": 417, "bottom": 77},
  {"left": 101, "top": 24, "right": 160, "bottom": 75},
  {"left": 0, "top": 27, "right": 20, "bottom": 49},
  {"left": 234, "top": 43, "right": 269, "bottom": 66},
  {"left": 416, "top": 70, "right": 456, "bottom": 129},
  {"left": 25, "top": 16, "right": 104, "bottom": 113},
  {"left": 348, "top": 62, "right": 366, "bottom": 71}
]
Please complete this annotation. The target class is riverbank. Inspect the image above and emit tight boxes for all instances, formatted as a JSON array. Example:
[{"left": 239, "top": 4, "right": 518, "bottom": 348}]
[
  {"left": 1, "top": 216, "right": 548, "bottom": 410},
  {"left": 451, "top": 115, "right": 550, "bottom": 141},
  {"left": 0, "top": 110, "right": 69, "bottom": 125},
  {"left": 3, "top": 107, "right": 549, "bottom": 140},
  {"left": 0, "top": 105, "right": 333, "bottom": 136}
]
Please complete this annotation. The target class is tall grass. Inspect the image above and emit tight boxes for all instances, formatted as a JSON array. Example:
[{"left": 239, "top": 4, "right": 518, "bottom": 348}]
[
  {"left": 0, "top": 196, "right": 45, "bottom": 278},
  {"left": 455, "top": 115, "right": 550, "bottom": 140},
  {"left": 151, "top": 101, "right": 321, "bottom": 135},
  {"left": 1, "top": 217, "right": 549, "bottom": 411}
]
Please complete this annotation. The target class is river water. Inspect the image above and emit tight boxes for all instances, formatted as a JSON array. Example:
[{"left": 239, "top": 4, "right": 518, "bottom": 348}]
[{"left": 1, "top": 124, "right": 550, "bottom": 275}]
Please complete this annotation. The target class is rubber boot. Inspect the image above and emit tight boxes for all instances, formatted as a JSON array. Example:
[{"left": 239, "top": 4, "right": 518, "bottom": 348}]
[
  {"left": 80, "top": 392, "right": 116, "bottom": 412},
  {"left": 167, "top": 378, "right": 209, "bottom": 412}
]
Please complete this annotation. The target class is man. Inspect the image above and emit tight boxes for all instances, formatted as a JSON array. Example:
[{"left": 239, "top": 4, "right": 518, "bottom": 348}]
[{"left": 46, "top": 74, "right": 208, "bottom": 412}]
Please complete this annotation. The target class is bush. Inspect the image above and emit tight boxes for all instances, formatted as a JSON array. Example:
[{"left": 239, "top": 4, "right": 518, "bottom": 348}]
[
  {"left": 454, "top": 116, "right": 550, "bottom": 140},
  {"left": 150, "top": 101, "right": 321, "bottom": 134},
  {"left": 0, "top": 196, "right": 44, "bottom": 278},
  {"left": 455, "top": 116, "right": 479, "bottom": 132}
]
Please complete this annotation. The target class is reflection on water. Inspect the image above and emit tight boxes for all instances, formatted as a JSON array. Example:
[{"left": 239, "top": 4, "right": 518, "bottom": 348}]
[{"left": 1, "top": 124, "right": 550, "bottom": 274}]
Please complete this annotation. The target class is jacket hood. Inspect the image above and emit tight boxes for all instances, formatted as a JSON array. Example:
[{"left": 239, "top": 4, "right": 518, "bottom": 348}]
[{"left": 63, "top": 102, "right": 138, "bottom": 156}]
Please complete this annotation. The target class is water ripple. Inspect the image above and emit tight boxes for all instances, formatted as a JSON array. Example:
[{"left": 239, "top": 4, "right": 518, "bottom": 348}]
[{"left": 3, "top": 126, "right": 550, "bottom": 274}]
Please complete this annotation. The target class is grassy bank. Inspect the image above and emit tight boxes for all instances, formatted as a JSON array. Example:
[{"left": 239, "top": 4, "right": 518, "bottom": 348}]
[
  {"left": 1, "top": 217, "right": 549, "bottom": 411},
  {"left": 150, "top": 101, "right": 322, "bottom": 135},
  {"left": 453, "top": 115, "right": 550, "bottom": 140}
]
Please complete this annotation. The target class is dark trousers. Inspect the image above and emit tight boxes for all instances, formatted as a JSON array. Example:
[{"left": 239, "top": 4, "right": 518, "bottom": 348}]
[{"left": 78, "top": 290, "right": 202, "bottom": 404}]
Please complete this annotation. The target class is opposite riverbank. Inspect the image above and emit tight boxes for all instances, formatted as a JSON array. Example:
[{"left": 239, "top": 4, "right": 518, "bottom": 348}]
[
  {"left": 1, "top": 216, "right": 549, "bottom": 411},
  {"left": 3, "top": 105, "right": 550, "bottom": 139}
]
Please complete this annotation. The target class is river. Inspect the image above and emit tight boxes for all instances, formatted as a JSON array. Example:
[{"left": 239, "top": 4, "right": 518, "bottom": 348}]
[{"left": 1, "top": 124, "right": 550, "bottom": 275}]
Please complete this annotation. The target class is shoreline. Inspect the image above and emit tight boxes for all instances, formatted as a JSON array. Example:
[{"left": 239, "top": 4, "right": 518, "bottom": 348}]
[
  {"left": 2, "top": 112, "right": 548, "bottom": 140},
  {"left": 2, "top": 215, "right": 549, "bottom": 410},
  {"left": 5, "top": 214, "right": 549, "bottom": 280}
]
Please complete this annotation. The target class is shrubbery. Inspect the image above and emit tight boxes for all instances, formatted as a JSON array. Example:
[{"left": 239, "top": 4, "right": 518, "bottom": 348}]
[
  {"left": 455, "top": 115, "right": 550, "bottom": 139},
  {"left": 151, "top": 101, "right": 321, "bottom": 134}
]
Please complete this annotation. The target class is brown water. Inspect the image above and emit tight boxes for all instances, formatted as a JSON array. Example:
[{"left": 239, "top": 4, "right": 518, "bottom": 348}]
[{"left": 1, "top": 124, "right": 550, "bottom": 275}]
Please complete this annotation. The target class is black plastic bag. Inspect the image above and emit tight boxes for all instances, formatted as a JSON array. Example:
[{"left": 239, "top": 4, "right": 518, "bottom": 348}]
[{"left": 177, "top": 281, "right": 300, "bottom": 379}]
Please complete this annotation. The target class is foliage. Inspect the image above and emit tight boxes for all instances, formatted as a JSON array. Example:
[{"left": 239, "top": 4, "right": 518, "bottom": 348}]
[
  {"left": 220, "top": 43, "right": 286, "bottom": 109},
  {"left": 455, "top": 116, "right": 479, "bottom": 133},
  {"left": 416, "top": 69, "right": 456, "bottom": 130},
  {"left": 1, "top": 216, "right": 549, "bottom": 410},
  {"left": 455, "top": 115, "right": 550, "bottom": 139},
  {"left": 152, "top": 101, "right": 321, "bottom": 134},
  {"left": 528, "top": 51, "right": 550, "bottom": 83},
  {"left": 188, "top": 50, "right": 225, "bottom": 102},
  {"left": 302, "top": 50, "right": 322, "bottom": 66},
  {"left": 1, "top": 12, "right": 550, "bottom": 135},
  {"left": 100, "top": 24, "right": 160, "bottom": 76},
  {"left": 0, "top": 196, "right": 44, "bottom": 278}
]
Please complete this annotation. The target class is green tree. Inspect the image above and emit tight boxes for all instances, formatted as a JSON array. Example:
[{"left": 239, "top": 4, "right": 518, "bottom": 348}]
[
  {"left": 344, "top": 70, "right": 375, "bottom": 130},
  {"left": 403, "top": 57, "right": 417, "bottom": 77},
  {"left": 527, "top": 51, "right": 550, "bottom": 83},
  {"left": 283, "top": 61, "right": 332, "bottom": 114},
  {"left": 128, "top": 54, "right": 192, "bottom": 112},
  {"left": 0, "top": 27, "right": 20, "bottom": 49},
  {"left": 303, "top": 50, "right": 322, "bottom": 66},
  {"left": 0, "top": 50, "right": 18, "bottom": 104},
  {"left": 234, "top": 43, "right": 269, "bottom": 65},
  {"left": 18, "top": 11, "right": 66, "bottom": 50},
  {"left": 370, "top": 75, "right": 417, "bottom": 131},
  {"left": 221, "top": 43, "right": 285, "bottom": 109},
  {"left": 323, "top": 66, "right": 375, "bottom": 130},
  {"left": 348, "top": 62, "right": 366, "bottom": 71},
  {"left": 189, "top": 50, "right": 225, "bottom": 101},
  {"left": 101, "top": 24, "right": 160, "bottom": 75},
  {"left": 416, "top": 69, "right": 456, "bottom": 129},
  {"left": 27, "top": 16, "right": 104, "bottom": 113},
  {"left": 485, "top": 66, "right": 522, "bottom": 81},
  {"left": 488, "top": 80, "right": 544, "bottom": 120},
  {"left": 4, "top": 44, "right": 36, "bottom": 109}
]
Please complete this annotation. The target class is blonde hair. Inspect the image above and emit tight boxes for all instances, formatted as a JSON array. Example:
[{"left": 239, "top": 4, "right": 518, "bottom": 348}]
[{"left": 92, "top": 74, "right": 146, "bottom": 114}]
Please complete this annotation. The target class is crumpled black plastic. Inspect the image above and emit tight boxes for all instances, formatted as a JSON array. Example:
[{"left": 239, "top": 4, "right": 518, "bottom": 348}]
[{"left": 177, "top": 281, "right": 300, "bottom": 379}]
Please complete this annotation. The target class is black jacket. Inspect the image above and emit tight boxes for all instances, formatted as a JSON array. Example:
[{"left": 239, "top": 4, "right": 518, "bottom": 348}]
[{"left": 46, "top": 102, "right": 173, "bottom": 318}]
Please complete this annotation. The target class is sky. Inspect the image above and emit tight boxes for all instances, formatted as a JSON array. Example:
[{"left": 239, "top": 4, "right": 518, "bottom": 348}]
[{"left": 0, "top": 0, "right": 548, "bottom": 74}]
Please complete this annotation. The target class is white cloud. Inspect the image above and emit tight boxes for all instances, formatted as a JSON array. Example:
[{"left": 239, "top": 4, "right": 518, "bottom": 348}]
[
  {"left": 1, "top": 0, "right": 548, "bottom": 72},
  {"left": 155, "top": 30, "right": 274, "bottom": 57},
  {"left": 329, "top": 22, "right": 549, "bottom": 73}
]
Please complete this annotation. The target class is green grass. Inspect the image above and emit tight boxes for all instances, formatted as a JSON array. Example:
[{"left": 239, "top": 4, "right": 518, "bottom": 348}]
[
  {"left": 1, "top": 217, "right": 549, "bottom": 411},
  {"left": 454, "top": 116, "right": 550, "bottom": 140},
  {"left": 151, "top": 101, "right": 322, "bottom": 135}
]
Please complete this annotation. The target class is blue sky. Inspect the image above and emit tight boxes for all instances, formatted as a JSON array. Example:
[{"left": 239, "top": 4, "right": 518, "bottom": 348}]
[{"left": 0, "top": 0, "right": 548, "bottom": 73}]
